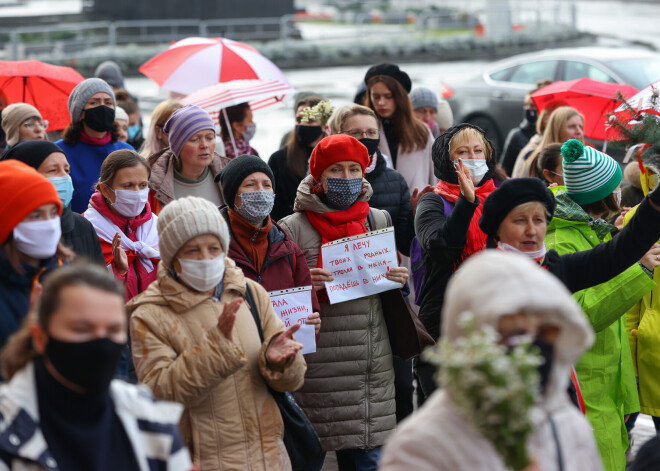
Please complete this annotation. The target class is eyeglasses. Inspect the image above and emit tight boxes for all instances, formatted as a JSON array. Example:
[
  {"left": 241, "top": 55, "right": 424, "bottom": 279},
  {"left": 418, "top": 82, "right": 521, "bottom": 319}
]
[
  {"left": 343, "top": 129, "right": 379, "bottom": 139},
  {"left": 22, "top": 119, "right": 48, "bottom": 130}
]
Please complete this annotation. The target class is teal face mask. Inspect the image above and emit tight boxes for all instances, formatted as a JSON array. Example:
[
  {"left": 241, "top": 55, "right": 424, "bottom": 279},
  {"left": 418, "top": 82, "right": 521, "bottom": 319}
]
[
  {"left": 48, "top": 175, "right": 74, "bottom": 208},
  {"left": 127, "top": 124, "right": 140, "bottom": 140}
]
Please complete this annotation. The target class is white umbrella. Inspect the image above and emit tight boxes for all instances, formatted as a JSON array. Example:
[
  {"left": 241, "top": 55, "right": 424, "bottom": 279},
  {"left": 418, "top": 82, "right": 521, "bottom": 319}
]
[{"left": 182, "top": 79, "right": 296, "bottom": 155}]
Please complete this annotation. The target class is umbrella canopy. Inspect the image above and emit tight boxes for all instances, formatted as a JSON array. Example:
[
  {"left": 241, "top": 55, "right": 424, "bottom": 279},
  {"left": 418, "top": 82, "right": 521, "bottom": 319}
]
[
  {"left": 531, "top": 77, "right": 638, "bottom": 141},
  {"left": 182, "top": 79, "right": 296, "bottom": 126},
  {"left": 0, "top": 60, "right": 85, "bottom": 131},
  {"left": 614, "top": 80, "right": 660, "bottom": 117},
  {"left": 139, "top": 37, "right": 290, "bottom": 96}
]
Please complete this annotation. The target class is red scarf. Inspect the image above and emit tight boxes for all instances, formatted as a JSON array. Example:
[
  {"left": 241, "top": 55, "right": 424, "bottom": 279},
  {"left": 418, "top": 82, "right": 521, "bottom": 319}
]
[
  {"left": 306, "top": 201, "right": 370, "bottom": 268},
  {"left": 79, "top": 130, "right": 112, "bottom": 146},
  {"left": 435, "top": 179, "right": 496, "bottom": 267}
]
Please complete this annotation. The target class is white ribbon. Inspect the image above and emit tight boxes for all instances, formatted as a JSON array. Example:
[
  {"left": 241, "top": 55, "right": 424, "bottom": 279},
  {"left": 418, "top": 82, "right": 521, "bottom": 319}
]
[{"left": 84, "top": 207, "right": 160, "bottom": 272}]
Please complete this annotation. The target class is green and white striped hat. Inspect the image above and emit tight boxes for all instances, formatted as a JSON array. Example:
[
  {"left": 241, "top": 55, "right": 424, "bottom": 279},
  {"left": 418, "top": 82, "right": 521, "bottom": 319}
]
[{"left": 561, "top": 139, "right": 622, "bottom": 206}]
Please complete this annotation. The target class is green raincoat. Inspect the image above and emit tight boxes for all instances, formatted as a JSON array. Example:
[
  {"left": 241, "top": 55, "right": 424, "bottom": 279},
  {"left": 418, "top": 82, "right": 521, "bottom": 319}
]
[
  {"left": 624, "top": 204, "right": 660, "bottom": 418},
  {"left": 545, "top": 189, "right": 654, "bottom": 471}
]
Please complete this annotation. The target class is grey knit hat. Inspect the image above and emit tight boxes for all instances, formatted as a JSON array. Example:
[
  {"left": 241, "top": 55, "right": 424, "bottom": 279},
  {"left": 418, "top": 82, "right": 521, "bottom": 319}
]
[
  {"left": 409, "top": 87, "right": 438, "bottom": 111},
  {"left": 1, "top": 103, "right": 42, "bottom": 147},
  {"left": 67, "top": 78, "right": 116, "bottom": 123},
  {"left": 157, "top": 196, "right": 230, "bottom": 269}
]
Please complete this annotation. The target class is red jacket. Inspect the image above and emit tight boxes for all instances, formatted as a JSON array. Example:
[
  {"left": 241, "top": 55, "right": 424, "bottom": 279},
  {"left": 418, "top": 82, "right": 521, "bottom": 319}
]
[
  {"left": 88, "top": 191, "right": 159, "bottom": 301},
  {"left": 221, "top": 207, "right": 320, "bottom": 313}
]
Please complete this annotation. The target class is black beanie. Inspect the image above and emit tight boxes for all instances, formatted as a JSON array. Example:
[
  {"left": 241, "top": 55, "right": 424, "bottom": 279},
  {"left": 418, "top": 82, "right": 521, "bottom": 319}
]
[
  {"left": 215, "top": 154, "right": 275, "bottom": 209},
  {"left": 479, "top": 178, "right": 556, "bottom": 238},
  {"left": 1, "top": 140, "right": 66, "bottom": 170},
  {"left": 364, "top": 63, "right": 412, "bottom": 93}
]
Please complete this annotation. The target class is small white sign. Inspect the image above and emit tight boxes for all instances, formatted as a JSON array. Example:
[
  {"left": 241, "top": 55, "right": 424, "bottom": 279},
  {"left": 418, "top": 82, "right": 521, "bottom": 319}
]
[{"left": 268, "top": 285, "right": 316, "bottom": 354}]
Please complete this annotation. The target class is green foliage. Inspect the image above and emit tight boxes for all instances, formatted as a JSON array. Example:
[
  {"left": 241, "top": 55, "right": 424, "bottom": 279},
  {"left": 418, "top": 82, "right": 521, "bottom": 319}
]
[{"left": 608, "top": 90, "right": 660, "bottom": 163}]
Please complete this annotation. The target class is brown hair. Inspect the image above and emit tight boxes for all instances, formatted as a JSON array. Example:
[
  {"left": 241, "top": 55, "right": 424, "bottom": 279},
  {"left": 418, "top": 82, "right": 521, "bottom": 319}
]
[
  {"left": 364, "top": 75, "right": 429, "bottom": 153},
  {"left": 0, "top": 262, "right": 124, "bottom": 380},
  {"left": 61, "top": 119, "right": 120, "bottom": 146},
  {"left": 524, "top": 106, "right": 583, "bottom": 178},
  {"left": 285, "top": 95, "right": 324, "bottom": 178},
  {"left": 95, "top": 149, "right": 151, "bottom": 191},
  {"left": 537, "top": 143, "right": 563, "bottom": 185},
  {"left": 220, "top": 102, "right": 250, "bottom": 141},
  {"left": 338, "top": 105, "right": 379, "bottom": 134},
  {"left": 581, "top": 193, "right": 620, "bottom": 219},
  {"left": 117, "top": 99, "right": 138, "bottom": 116}
]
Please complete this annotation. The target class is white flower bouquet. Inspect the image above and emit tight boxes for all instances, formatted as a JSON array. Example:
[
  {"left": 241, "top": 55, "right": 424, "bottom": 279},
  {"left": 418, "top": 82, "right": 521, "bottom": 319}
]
[
  {"left": 423, "top": 313, "right": 542, "bottom": 471},
  {"left": 300, "top": 100, "right": 334, "bottom": 127}
]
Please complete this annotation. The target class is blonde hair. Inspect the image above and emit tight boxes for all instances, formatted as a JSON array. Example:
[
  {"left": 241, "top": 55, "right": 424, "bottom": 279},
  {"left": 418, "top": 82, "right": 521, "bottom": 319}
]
[
  {"left": 327, "top": 104, "right": 352, "bottom": 135},
  {"left": 448, "top": 127, "right": 493, "bottom": 161},
  {"left": 338, "top": 105, "right": 379, "bottom": 134},
  {"left": 524, "top": 106, "right": 583, "bottom": 178},
  {"left": 140, "top": 100, "right": 183, "bottom": 157}
]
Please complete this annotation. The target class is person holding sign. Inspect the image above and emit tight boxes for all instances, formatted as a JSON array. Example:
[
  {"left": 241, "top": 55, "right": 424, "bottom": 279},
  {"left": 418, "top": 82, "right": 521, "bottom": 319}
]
[
  {"left": 215, "top": 154, "right": 321, "bottom": 338},
  {"left": 413, "top": 123, "right": 498, "bottom": 399},
  {"left": 127, "top": 196, "right": 306, "bottom": 471},
  {"left": 279, "top": 134, "right": 408, "bottom": 471}
]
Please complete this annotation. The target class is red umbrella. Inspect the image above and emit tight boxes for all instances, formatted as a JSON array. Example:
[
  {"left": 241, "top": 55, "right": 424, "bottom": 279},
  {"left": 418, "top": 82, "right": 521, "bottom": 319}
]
[
  {"left": 0, "top": 60, "right": 85, "bottom": 131},
  {"left": 531, "top": 77, "right": 638, "bottom": 141},
  {"left": 138, "top": 37, "right": 290, "bottom": 96}
]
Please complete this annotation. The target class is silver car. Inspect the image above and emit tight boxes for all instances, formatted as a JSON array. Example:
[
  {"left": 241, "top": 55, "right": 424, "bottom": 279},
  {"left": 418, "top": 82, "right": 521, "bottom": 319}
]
[{"left": 446, "top": 47, "right": 660, "bottom": 153}]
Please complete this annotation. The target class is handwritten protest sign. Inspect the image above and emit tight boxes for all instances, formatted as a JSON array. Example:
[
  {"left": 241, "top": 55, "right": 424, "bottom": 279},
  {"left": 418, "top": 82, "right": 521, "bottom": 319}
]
[
  {"left": 321, "top": 227, "right": 400, "bottom": 304},
  {"left": 268, "top": 286, "right": 316, "bottom": 354}
]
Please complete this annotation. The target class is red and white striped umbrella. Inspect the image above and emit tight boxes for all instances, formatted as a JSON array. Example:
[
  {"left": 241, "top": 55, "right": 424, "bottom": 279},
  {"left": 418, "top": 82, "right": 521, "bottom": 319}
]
[
  {"left": 139, "top": 37, "right": 290, "bottom": 95},
  {"left": 182, "top": 79, "right": 295, "bottom": 125},
  {"left": 615, "top": 80, "right": 660, "bottom": 117}
]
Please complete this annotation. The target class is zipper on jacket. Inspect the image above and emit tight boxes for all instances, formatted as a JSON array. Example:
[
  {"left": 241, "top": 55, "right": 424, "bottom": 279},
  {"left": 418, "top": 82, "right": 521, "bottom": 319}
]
[
  {"left": 250, "top": 227, "right": 262, "bottom": 243},
  {"left": 365, "top": 297, "right": 373, "bottom": 447}
]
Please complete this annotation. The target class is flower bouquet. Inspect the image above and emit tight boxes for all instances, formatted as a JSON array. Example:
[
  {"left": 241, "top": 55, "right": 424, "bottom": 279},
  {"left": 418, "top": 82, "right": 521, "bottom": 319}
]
[
  {"left": 300, "top": 100, "right": 335, "bottom": 127},
  {"left": 423, "top": 313, "right": 542, "bottom": 471}
]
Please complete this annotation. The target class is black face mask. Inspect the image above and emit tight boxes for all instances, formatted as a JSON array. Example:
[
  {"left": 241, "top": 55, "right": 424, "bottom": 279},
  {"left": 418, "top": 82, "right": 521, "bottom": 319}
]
[
  {"left": 83, "top": 105, "right": 116, "bottom": 133},
  {"left": 524, "top": 108, "right": 538, "bottom": 126},
  {"left": 533, "top": 337, "right": 554, "bottom": 394},
  {"left": 296, "top": 125, "right": 323, "bottom": 147},
  {"left": 46, "top": 336, "right": 124, "bottom": 394},
  {"left": 359, "top": 137, "right": 380, "bottom": 157}
]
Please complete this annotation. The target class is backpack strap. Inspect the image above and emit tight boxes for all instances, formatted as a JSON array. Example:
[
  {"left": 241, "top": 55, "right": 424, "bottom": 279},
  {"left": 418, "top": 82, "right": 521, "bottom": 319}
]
[
  {"left": 366, "top": 208, "right": 392, "bottom": 231},
  {"left": 245, "top": 283, "right": 264, "bottom": 343}
]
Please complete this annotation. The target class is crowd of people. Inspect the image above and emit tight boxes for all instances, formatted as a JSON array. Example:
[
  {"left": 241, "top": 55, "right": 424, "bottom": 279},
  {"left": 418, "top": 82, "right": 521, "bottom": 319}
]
[{"left": 0, "top": 58, "right": 659, "bottom": 471}]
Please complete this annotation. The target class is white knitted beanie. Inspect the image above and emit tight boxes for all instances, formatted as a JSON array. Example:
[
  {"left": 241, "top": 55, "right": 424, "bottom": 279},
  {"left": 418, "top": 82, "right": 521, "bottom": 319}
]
[{"left": 157, "top": 196, "right": 230, "bottom": 268}]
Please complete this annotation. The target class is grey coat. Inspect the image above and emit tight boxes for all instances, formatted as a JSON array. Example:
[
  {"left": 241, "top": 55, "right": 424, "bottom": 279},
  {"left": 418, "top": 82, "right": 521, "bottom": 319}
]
[{"left": 278, "top": 175, "right": 396, "bottom": 451}]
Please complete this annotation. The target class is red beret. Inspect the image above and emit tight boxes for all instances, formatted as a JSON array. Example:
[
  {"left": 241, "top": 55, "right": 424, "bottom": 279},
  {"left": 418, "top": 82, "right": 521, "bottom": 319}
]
[
  {"left": 0, "top": 160, "right": 62, "bottom": 243},
  {"left": 308, "top": 134, "right": 370, "bottom": 182}
]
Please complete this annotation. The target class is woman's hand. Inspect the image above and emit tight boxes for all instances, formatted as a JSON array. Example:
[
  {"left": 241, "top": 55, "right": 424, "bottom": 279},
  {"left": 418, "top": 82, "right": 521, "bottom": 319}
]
[
  {"left": 310, "top": 268, "right": 334, "bottom": 292},
  {"left": 386, "top": 266, "right": 409, "bottom": 288},
  {"left": 455, "top": 159, "right": 475, "bottom": 203},
  {"left": 640, "top": 243, "right": 660, "bottom": 271},
  {"left": 112, "top": 232, "right": 129, "bottom": 275},
  {"left": 266, "top": 324, "right": 303, "bottom": 366},
  {"left": 305, "top": 312, "right": 321, "bottom": 336},
  {"left": 410, "top": 185, "right": 435, "bottom": 216},
  {"left": 217, "top": 298, "right": 242, "bottom": 341}
]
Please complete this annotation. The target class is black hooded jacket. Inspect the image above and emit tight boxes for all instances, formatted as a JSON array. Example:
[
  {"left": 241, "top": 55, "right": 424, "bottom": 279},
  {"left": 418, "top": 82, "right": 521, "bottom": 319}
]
[
  {"left": 61, "top": 206, "right": 105, "bottom": 265},
  {"left": 415, "top": 124, "right": 496, "bottom": 339},
  {"left": 500, "top": 118, "right": 537, "bottom": 176},
  {"left": 365, "top": 151, "right": 414, "bottom": 256}
]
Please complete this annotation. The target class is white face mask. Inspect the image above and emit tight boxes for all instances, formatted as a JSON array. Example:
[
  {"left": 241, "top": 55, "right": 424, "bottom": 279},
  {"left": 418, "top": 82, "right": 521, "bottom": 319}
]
[
  {"left": 460, "top": 159, "right": 489, "bottom": 185},
  {"left": 497, "top": 241, "right": 547, "bottom": 261},
  {"left": 13, "top": 218, "right": 62, "bottom": 259},
  {"left": 176, "top": 254, "right": 226, "bottom": 292},
  {"left": 111, "top": 188, "right": 149, "bottom": 218}
]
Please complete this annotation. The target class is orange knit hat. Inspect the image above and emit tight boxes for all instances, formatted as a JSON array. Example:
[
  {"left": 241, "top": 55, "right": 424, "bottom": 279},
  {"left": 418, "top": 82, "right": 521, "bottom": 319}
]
[
  {"left": 308, "top": 134, "right": 370, "bottom": 182},
  {"left": 0, "top": 160, "right": 62, "bottom": 243}
]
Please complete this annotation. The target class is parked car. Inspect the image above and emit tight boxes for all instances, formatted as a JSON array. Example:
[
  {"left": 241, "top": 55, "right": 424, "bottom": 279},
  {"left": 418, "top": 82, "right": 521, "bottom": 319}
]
[{"left": 445, "top": 47, "right": 660, "bottom": 154}]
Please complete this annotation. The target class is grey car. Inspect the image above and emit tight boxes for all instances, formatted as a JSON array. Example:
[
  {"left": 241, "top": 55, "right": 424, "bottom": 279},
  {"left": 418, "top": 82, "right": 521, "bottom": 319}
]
[{"left": 446, "top": 47, "right": 660, "bottom": 153}]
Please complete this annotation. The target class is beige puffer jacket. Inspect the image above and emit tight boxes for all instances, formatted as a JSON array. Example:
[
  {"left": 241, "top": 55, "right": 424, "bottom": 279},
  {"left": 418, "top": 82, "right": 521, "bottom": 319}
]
[
  {"left": 380, "top": 251, "right": 602, "bottom": 471},
  {"left": 278, "top": 175, "right": 396, "bottom": 452},
  {"left": 127, "top": 258, "right": 306, "bottom": 471}
]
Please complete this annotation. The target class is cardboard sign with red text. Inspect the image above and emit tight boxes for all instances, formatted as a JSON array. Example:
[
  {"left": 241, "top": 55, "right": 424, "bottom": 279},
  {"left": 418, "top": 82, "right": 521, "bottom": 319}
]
[
  {"left": 267, "top": 285, "right": 316, "bottom": 354},
  {"left": 321, "top": 227, "right": 399, "bottom": 304}
]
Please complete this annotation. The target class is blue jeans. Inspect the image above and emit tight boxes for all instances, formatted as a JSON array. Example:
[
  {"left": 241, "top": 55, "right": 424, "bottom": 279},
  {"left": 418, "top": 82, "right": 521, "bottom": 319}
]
[{"left": 335, "top": 447, "right": 382, "bottom": 471}]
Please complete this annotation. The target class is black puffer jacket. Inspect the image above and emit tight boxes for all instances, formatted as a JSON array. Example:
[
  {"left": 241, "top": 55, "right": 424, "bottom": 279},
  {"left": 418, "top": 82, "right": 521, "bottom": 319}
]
[
  {"left": 500, "top": 118, "right": 536, "bottom": 176},
  {"left": 61, "top": 206, "right": 105, "bottom": 265},
  {"left": 365, "top": 152, "right": 414, "bottom": 256}
]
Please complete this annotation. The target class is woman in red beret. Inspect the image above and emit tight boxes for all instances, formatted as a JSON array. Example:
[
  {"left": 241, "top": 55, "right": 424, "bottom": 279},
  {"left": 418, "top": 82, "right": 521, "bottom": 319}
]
[
  {"left": 0, "top": 160, "right": 73, "bottom": 352},
  {"left": 279, "top": 134, "right": 408, "bottom": 471}
]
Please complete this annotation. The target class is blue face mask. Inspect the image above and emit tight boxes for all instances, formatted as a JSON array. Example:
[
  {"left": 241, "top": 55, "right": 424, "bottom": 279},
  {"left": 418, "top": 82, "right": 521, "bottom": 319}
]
[
  {"left": 127, "top": 124, "right": 140, "bottom": 140},
  {"left": 48, "top": 175, "right": 74, "bottom": 208}
]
